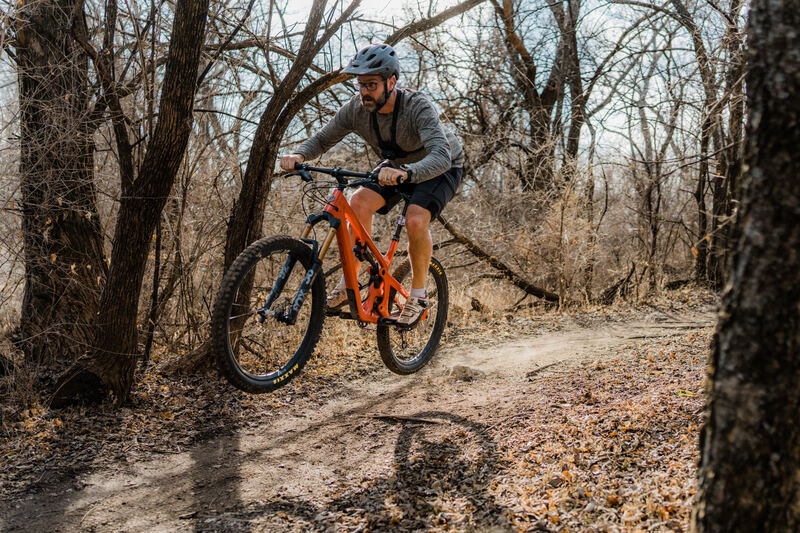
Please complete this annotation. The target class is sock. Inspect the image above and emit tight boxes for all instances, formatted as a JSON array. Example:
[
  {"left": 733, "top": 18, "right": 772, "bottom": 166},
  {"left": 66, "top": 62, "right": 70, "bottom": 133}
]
[{"left": 410, "top": 287, "right": 426, "bottom": 299}]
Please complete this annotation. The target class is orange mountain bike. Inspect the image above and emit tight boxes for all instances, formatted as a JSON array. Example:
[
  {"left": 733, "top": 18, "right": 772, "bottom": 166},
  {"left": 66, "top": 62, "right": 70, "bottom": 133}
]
[{"left": 211, "top": 164, "right": 449, "bottom": 393}]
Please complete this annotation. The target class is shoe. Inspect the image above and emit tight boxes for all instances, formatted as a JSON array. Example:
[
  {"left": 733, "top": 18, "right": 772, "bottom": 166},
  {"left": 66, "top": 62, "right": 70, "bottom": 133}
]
[
  {"left": 395, "top": 296, "right": 428, "bottom": 327},
  {"left": 326, "top": 285, "right": 348, "bottom": 311}
]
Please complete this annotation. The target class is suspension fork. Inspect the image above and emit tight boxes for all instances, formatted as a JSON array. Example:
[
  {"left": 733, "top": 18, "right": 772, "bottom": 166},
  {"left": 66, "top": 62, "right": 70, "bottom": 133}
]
[
  {"left": 286, "top": 226, "right": 337, "bottom": 323},
  {"left": 262, "top": 218, "right": 338, "bottom": 325},
  {"left": 257, "top": 253, "right": 299, "bottom": 323}
]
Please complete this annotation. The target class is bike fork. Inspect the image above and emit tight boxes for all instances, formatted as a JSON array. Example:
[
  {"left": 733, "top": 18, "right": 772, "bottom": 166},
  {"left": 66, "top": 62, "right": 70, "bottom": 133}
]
[
  {"left": 258, "top": 255, "right": 298, "bottom": 322},
  {"left": 264, "top": 226, "right": 337, "bottom": 325}
]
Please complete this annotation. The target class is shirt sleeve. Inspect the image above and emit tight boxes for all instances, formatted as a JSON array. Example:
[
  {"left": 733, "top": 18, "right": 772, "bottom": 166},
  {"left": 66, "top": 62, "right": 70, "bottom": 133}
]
[
  {"left": 293, "top": 99, "right": 355, "bottom": 161},
  {"left": 404, "top": 100, "right": 452, "bottom": 183}
]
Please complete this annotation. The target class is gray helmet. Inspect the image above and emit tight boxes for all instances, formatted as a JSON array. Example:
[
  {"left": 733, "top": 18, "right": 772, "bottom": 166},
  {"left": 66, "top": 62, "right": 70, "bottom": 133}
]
[{"left": 342, "top": 44, "right": 399, "bottom": 80}]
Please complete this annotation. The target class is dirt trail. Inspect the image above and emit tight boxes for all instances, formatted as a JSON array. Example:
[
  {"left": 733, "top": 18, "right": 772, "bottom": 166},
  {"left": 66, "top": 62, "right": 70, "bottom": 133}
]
[{"left": 1, "top": 312, "right": 712, "bottom": 532}]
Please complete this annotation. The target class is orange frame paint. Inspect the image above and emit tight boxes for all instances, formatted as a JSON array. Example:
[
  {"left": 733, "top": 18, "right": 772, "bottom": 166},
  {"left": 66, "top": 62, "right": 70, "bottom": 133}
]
[{"left": 321, "top": 188, "right": 409, "bottom": 323}]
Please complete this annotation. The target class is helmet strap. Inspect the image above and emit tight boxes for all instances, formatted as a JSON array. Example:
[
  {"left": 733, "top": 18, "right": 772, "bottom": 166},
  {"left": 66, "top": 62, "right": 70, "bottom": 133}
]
[{"left": 375, "top": 81, "right": 393, "bottom": 112}]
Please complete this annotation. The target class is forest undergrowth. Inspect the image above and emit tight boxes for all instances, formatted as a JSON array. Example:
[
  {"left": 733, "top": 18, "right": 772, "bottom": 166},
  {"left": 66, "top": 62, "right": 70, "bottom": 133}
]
[{"left": 0, "top": 285, "right": 714, "bottom": 532}]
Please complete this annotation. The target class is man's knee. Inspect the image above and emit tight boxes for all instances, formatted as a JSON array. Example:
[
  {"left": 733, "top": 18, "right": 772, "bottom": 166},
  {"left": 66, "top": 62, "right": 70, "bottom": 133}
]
[
  {"left": 351, "top": 189, "right": 384, "bottom": 216},
  {"left": 406, "top": 205, "right": 431, "bottom": 234}
]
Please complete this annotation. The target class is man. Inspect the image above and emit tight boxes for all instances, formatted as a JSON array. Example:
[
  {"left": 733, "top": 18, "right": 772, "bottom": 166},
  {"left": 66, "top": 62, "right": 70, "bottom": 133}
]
[{"left": 280, "top": 43, "right": 464, "bottom": 326}]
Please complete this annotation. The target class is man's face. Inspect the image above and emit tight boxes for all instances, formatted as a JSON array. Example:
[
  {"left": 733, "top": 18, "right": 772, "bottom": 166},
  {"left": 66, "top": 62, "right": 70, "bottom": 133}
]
[{"left": 358, "top": 74, "right": 394, "bottom": 111}]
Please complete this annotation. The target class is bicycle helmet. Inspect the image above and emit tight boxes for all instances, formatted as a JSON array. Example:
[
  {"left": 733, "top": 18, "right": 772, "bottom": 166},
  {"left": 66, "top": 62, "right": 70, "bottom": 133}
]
[{"left": 342, "top": 44, "right": 400, "bottom": 80}]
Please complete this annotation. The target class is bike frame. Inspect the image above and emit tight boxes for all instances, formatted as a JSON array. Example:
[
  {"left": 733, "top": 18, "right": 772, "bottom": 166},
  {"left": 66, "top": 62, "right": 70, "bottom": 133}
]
[{"left": 297, "top": 170, "right": 410, "bottom": 324}]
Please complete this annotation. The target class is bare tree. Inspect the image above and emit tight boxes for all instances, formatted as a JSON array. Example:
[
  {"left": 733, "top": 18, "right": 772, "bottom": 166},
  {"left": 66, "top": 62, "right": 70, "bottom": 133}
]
[
  {"left": 53, "top": 0, "right": 211, "bottom": 404},
  {"left": 13, "top": 0, "right": 108, "bottom": 367},
  {"left": 490, "top": 0, "right": 563, "bottom": 191},
  {"left": 616, "top": 0, "right": 746, "bottom": 286}
]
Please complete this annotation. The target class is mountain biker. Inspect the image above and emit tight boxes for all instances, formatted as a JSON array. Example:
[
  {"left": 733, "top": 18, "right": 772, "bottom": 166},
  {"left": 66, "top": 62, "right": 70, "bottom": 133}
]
[{"left": 280, "top": 43, "right": 464, "bottom": 326}]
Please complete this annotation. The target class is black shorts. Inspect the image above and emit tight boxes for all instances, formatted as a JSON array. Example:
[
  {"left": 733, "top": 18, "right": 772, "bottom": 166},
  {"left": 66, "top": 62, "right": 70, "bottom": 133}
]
[{"left": 362, "top": 167, "right": 462, "bottom": 219}]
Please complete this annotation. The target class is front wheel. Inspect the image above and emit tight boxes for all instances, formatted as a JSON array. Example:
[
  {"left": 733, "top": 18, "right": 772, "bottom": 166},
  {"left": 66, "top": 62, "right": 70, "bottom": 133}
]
[
  {"left": 377, "top": 257, "right": 448, "bottom": 374},
  {"left": 211, "top": 236, "right": 325, "bottom": 393}
]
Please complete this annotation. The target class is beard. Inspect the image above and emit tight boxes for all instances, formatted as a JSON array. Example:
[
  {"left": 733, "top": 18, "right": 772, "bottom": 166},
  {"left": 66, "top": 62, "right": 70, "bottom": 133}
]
[{"left": 361, "top": 86, "right": 388, "bottom": 112}]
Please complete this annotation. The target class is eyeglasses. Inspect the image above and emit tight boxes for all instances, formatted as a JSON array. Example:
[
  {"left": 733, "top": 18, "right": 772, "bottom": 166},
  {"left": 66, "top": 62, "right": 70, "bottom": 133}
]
[{"left": 357, "top": 81, "right": 382, "bottom": 92}]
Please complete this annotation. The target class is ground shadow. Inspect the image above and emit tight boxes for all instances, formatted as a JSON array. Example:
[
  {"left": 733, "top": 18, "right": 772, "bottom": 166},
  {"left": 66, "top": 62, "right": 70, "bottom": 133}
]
[
  {"left": 190, "top": 410, "right": 511, "bottom": 531},
  {"left": 189, "top": 429, "right": 250, "bottom": 533}
]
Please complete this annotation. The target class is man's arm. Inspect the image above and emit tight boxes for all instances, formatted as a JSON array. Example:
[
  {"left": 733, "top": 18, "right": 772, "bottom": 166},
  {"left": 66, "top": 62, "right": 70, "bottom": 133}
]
[{"left": 293, "top": 99, "right": 356, "bottom": 162}]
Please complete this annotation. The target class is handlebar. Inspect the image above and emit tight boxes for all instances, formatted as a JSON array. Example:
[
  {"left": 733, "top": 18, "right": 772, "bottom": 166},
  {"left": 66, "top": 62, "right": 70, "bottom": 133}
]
[{"left": 284, "top": 163, "right": 408, "bottom": 186}]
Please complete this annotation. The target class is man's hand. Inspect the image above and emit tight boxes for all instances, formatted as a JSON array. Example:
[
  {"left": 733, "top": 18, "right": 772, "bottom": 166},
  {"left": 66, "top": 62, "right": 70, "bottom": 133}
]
[
  {"left": 279, "top": 153, "right": 304, "bottom": 171},
  {"left": 377, "top": 166, "right": 408, "bottom": 186}
]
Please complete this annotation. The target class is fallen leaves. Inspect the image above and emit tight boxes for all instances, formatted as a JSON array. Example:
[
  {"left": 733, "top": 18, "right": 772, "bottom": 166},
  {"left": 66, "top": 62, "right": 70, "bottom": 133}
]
[
  {"left": 486, "top": 327, "right": 708, "bottom": 532},
  {"left": 0, "top": 289, "right": 714, "bottom": 532}
]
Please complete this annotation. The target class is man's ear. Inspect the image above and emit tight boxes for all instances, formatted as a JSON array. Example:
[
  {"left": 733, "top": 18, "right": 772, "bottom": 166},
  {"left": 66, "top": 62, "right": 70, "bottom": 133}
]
[{"left": 387, "top": 75, "right": 397, "bottom": 91}]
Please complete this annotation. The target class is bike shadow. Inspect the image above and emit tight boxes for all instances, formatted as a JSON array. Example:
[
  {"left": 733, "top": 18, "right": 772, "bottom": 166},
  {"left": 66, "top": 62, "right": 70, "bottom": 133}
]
[{"left": 200, "top": 410, "right": 511, "bottom": 531}]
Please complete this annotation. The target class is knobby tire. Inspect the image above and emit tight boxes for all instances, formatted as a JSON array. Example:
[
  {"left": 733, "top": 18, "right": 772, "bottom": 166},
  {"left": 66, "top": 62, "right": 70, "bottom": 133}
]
[
  {"left": 211, "top": 236, "right": 325, "bottom": 393},
  {"left": 377, "top": 257, "right": 449, "bottom": 374}
]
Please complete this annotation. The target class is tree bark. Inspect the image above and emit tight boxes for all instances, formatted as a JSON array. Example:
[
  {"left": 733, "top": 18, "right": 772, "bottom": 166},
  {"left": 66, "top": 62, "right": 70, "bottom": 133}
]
[
  {"left": 52, "top": 0, "right": 210, "bottom": 404},
  {"left": 692, "top": 0, "right": 800, "bottom": 529},
  {"left": 15, "top": 0, "right": 107, "bottom": 367}
]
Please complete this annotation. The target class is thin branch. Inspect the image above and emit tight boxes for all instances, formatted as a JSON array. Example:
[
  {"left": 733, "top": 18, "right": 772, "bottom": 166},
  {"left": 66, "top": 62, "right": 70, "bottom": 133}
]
[
  {"left": 385, "top": 0, "right": 486, "bottom": 45},
  {"left": 437, "top": 216, "right": 560, "bottom": 302},
  {"left": 197, "top": 0, "right": 256, "bottom": 87}
]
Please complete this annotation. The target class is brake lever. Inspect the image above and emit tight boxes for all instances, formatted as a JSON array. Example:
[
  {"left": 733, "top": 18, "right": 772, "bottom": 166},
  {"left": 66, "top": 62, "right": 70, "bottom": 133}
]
[{"left": 284, "top": 169, "right": 313, "bottom": 182}]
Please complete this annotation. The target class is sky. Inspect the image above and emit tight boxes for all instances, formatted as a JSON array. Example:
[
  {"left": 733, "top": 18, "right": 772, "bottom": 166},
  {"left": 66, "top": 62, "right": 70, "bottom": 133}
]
[{"left": 284, "top": 0, "right": 433, "bottom": 21}]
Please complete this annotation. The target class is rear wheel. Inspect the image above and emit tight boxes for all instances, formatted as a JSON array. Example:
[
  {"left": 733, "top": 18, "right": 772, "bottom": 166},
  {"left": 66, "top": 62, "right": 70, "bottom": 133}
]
[
  {"left": 211, "top": 236, "right": 325, "bottom": 393},
  {"left": 377, "top": 257, "right": 448, "bottom": 374}
]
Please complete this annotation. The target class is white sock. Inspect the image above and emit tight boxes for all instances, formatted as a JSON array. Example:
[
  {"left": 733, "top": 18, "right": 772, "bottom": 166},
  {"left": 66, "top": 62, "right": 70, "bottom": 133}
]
[{"left": 409, "top": 287, "right": 426, "bottom": 299}]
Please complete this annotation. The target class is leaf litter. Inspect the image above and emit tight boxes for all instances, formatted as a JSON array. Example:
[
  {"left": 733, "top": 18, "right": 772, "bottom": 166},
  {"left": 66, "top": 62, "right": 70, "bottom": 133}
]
[{"left": 0, "top": 286, "right": 714, "bottom": 531}]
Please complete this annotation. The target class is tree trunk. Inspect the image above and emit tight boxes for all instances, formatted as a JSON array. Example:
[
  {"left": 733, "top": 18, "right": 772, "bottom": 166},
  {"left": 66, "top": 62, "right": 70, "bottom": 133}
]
[
  {"left": 692, "top": 0, "right": 800, "bottom": 529},
  {"left": 693, "top": 130, "right": 709, "bottom": 283},
  {"left": 52, "top": 0, "right": 210, "bottom": 405},
  {"left": 15, "top": 0, "right": 107, "bottom": 367},
  {"left": 707, "top": 159, "right": 730, "bottom": 288},
  {"left": 708, "top": 0, "right": 746, "bottom": 288}
]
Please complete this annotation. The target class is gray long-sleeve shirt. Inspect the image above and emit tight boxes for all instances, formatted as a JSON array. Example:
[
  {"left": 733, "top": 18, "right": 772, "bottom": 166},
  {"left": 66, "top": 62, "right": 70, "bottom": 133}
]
[{"left": 294, "top": 90, "right": 464, "bottom": 183}]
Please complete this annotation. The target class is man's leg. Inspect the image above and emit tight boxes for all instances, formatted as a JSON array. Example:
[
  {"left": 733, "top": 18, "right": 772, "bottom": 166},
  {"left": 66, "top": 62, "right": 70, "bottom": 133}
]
[
  {"left": 396, "top": 169, "right": 460, "bottom": 324},
  {"left": 405, "top": 204, "right": 432, "bottom": 293},
  {"left": 395, "top": 204, "right": 432, "bottom": 325}
]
